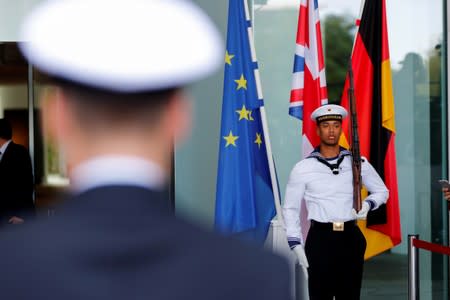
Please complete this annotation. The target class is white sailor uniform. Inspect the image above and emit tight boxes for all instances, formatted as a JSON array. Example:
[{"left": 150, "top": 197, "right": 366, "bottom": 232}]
[{"left": 283, "top": 147, "right": 388, "bottom": 300}]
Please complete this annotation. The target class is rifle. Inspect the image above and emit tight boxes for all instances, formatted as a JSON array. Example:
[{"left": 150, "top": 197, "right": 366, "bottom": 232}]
[{"left": 347, "top": 61, "right": 362, "bottom": 212}]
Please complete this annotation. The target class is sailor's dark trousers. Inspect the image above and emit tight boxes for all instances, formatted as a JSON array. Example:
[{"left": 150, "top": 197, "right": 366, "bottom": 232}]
[{"left": 305, "top": 220, "right": 367, "bottom": 300}]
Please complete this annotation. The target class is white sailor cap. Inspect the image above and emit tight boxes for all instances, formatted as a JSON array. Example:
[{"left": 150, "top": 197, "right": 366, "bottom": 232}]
[
  {"left": 310, "top": 104, "right": 348, "bottom": 123},
  {"left": 19, "top": 0, "right": 223, "bottom": 93}
]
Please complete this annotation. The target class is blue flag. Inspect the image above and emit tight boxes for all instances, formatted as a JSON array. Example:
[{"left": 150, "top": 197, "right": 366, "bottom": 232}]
[{"left": 215, "top": 0, "right": 276, "bottom": 245}]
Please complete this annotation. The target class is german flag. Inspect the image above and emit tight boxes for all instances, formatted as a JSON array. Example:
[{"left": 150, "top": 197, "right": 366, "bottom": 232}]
[{"left": 339, "top": 0, "right": 401, "bottom": 259}]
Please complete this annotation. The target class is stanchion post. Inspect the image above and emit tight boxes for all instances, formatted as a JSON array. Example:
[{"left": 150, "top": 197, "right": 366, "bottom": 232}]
[{"left": 408, "top": 234, "right": 419, "bottom": 300}]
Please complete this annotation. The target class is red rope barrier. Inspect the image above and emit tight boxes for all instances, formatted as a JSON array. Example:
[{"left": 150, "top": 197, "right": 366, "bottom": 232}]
[{"left": 412, "top": 239, "right": 450, "bottom": 256}]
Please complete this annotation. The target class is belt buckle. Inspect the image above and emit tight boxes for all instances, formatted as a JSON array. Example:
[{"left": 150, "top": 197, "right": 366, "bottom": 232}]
[{"left": 333, "top": 222, "right": 344, "bottom": 231}]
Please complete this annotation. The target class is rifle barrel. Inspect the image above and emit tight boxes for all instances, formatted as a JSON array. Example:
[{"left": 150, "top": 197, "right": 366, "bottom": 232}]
[{"left": 348, "top": 61, "right": 362, "bottom": 212}]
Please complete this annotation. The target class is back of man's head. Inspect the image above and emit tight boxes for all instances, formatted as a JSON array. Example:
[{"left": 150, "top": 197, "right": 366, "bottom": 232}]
[
  {"left": 17, "top": 0, "right": 223, "bottom": 177},
  {"left": 51, "top": 80, "right": 178, "bottom": 134},
  {"left": 18, "top": 0, "right": 222, "bottom": 167}
]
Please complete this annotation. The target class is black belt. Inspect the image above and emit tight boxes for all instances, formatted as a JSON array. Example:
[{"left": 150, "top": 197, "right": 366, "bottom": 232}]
[{"left": 310, "top": 220, "right": 357, "bottom": 232}]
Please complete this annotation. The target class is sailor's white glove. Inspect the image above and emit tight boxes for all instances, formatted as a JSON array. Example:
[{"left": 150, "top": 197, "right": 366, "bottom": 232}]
[
  {"left": 351, "top": 201, "right": 370, "bottom": 220},
  {"left": 292, "top": 244, "right": 309, "bottom": 279}
]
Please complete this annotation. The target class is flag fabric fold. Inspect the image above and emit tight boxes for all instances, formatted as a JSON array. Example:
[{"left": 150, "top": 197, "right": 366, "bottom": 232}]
[
  {"left": 340, "top": 0, "right": 402, "bottom": 259},
  {"left": 289, "top": 0, "right": 328, "bottom": 240},
  {"left": 215, "top": 0, "right": 276, "bottom": 244}
]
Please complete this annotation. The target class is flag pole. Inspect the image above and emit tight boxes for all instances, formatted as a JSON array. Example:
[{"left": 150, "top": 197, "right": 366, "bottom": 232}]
[{"left": 243, "top": 0, "right": 284, "bottom": 225}]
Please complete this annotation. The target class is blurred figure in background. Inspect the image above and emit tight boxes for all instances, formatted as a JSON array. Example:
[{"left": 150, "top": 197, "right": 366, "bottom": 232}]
[{"left": 0, "top": 118, "right": 35, "bottom": 226}]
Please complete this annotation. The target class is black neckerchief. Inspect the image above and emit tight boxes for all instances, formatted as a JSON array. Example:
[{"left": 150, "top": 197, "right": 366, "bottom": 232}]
[{"left": 307, "top": 146, "right": 351, "bottom": 175}]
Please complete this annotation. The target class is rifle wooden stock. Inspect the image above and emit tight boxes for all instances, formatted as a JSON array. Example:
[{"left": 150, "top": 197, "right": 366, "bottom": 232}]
[{"left": 348, "top": 61, "right": 362, "bottom": 212}]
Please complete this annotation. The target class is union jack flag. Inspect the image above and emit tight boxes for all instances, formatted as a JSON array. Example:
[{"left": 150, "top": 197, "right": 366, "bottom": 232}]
[
  {"left": 289, "top": 0, "right": 328, "bottom": 158},
  {"left": 289, "top": 0, "right": 328, "bottom": 241}
]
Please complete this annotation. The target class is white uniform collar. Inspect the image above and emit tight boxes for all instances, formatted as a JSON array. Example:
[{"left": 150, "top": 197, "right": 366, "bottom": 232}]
[{"left": 70, "top": 155, "right": 167, "bottom": 193}]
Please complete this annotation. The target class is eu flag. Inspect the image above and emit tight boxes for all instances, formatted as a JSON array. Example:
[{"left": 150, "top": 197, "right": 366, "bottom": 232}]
[{"left": 215, "top": 0, "right": 277, "bottom": 244}]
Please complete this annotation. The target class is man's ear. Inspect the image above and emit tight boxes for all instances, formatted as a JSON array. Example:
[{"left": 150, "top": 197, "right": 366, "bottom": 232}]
[
  {"left": 163, "top": 91, "right": 192, "bottom": 145},
  {"left": 40, "top": 87, "right": 69, "bottom": 143}
]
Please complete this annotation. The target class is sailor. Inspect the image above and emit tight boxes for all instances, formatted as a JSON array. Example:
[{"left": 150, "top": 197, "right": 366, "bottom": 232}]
[
  {"left": 283, "top": 104, "right": 388, "bottom": 300},
  {"left": 0, "top": 0, "right": 291, "bottom": 299}
]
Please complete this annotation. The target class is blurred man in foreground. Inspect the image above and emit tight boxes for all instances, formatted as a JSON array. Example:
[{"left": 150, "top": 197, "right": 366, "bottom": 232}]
[{"left": 0, "top": 0, "right": 290, "bottom": 299}]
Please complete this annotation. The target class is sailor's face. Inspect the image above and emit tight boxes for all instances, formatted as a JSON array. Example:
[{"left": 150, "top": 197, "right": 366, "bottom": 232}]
[{"left": 317, "top": 120, "right": 342, "bottom": 146}]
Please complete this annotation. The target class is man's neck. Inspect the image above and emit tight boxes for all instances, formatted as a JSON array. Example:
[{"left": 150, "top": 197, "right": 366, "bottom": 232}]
[{"left": 319, "top": 144, "right": 341, "bottom": 158}]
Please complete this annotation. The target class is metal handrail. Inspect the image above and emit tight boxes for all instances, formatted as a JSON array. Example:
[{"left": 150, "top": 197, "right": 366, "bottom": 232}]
[
  {"left": 408, "top": 234, "right": 450, "bottom": 300},
  {"left": 408, "top": 235, "right": 419, "bottom": 300}
]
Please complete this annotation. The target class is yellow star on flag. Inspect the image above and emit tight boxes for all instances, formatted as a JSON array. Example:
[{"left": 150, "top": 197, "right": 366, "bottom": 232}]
[
  {"left": 236, "top": 104, "right": 252, "bottom": 121},
  {"left": 234, "top": 74, "right": 247, "bottom": 90},
  {"left": 225, "top": 51, "right": 234, "bottom": 66},
  {"left": 224, "top": 131, "right": 239, "bottom": 147},
  {"left": 255, "top": 133, "right": 263, "bottom": 149}
]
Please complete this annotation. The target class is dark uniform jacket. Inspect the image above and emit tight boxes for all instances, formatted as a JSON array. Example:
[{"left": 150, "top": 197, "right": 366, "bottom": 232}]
[{"left": 0, "top": 186, "right": 290, "bottom": 300}]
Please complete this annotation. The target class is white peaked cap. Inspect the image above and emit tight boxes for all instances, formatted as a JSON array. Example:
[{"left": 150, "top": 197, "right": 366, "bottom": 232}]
[
  {"left": 310, "top": 104, "right": 348, "bottom": 122},
  {"left": 19, "top": 0, "right": 223, "bottom": 92}
]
